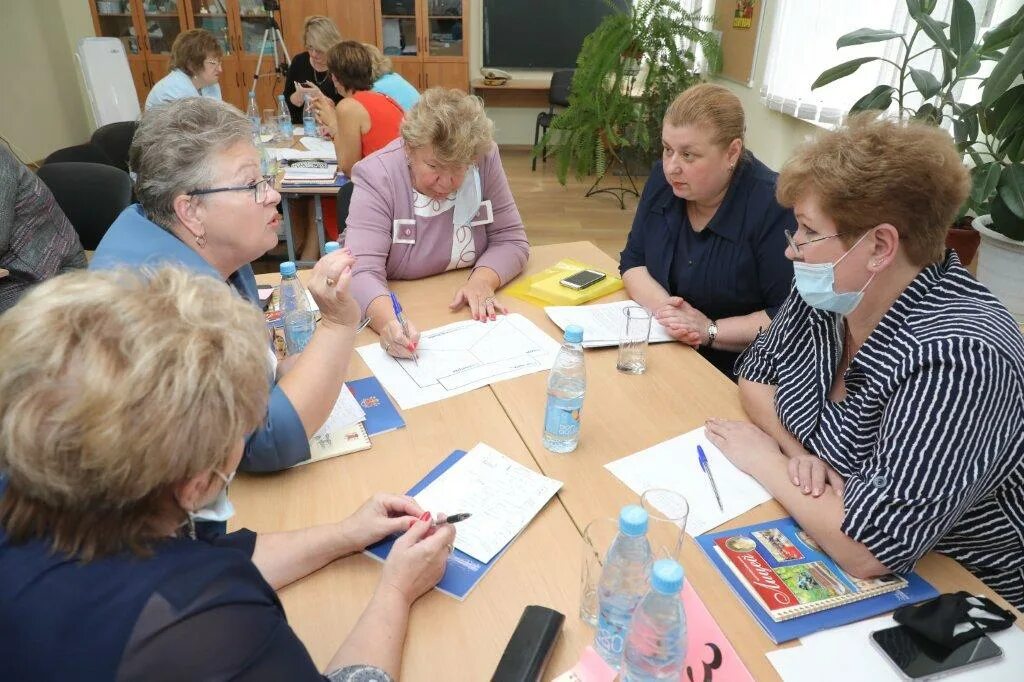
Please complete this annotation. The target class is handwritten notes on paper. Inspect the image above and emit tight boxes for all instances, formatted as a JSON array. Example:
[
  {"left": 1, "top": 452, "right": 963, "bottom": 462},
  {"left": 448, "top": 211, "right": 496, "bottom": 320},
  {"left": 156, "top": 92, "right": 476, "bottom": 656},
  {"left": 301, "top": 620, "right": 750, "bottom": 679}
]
[
  {"left": 413, "top": 443, "right": 563, "bottom": 564},
  {"left": 310, "top": 384, "right": 365, "bottom": 444},
  {"left": 605, "top": 427, "right": 772, "bottom": 536},
  {"left": 545, "top": 300, "right": 675, "bottom": 348}
]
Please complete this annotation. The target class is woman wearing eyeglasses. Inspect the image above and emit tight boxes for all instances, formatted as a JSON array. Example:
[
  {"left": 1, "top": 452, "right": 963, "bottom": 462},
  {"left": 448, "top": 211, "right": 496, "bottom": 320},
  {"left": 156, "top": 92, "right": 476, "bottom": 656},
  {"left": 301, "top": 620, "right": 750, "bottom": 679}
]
[
  {"left": 619, "top": 84, "right": 795, "bottom": 378},
  {"left": 706, "top": 115, "right": 1024, "bottom": 609},
  {"left": 92, "top": 98, "right": 361, "bottom": 475},
  {"left": 146, "top": 29, "right": 224, "bottom": 109}
]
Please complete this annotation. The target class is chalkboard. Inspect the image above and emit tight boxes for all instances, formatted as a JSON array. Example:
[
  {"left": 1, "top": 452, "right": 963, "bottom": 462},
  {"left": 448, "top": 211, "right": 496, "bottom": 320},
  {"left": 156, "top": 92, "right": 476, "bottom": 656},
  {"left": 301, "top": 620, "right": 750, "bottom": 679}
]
[{"left": 482, "top": 0, "right": 631, "bottom": 70}]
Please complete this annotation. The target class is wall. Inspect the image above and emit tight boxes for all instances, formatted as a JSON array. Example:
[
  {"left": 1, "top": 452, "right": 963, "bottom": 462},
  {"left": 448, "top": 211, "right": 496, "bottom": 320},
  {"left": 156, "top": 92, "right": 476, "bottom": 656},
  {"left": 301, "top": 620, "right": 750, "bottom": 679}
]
[{"left": 0, "top": 0, "right": 97, "bottom": 163}]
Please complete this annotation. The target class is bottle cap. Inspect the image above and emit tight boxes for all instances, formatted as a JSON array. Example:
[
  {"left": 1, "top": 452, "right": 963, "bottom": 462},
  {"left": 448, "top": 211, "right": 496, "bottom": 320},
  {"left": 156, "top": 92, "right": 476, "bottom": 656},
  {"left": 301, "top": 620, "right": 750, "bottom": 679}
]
[
  {"left": 564, "top": 324, "right": 584, "bottom": 344},
  {"left": 650, "top": 559, "right": 684, "bottom": 594},
  {"left": 280, "top": 261, "right": 297, "bottom": 276},
  {"left": 618, "top": 504, "right": 648, "bottom": 537},
  {"left": 324, "top": 241, "right": 340, "bottom": 253}
]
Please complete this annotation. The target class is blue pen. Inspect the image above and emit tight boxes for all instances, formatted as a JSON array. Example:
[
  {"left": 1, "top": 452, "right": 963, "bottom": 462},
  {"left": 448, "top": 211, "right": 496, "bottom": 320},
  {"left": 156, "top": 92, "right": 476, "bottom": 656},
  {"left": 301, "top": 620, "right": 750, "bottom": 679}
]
[
  {"left": 697, "top": 445, "right": 724, "bottom": 511},
  {"left": 389, "top": 291, "right": 419, "bottom": 365}
]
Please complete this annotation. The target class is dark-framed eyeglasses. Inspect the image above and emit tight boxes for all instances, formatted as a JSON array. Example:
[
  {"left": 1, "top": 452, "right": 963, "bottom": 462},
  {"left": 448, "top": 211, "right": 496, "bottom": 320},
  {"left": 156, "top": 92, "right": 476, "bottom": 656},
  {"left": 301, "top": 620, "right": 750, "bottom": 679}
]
[
  {"left": 784, "top": 229, "right": 855, "bottom": 255},
  {"left": 187, "top": 178, "right": 272, "bottom": 204}
]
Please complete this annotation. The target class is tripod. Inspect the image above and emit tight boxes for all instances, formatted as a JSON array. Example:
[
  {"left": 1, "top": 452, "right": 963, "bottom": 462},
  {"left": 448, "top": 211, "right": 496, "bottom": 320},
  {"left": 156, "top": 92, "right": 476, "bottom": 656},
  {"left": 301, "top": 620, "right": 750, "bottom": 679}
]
[{"left": 251, "top": 11, "right": 291, "bottom": 93}]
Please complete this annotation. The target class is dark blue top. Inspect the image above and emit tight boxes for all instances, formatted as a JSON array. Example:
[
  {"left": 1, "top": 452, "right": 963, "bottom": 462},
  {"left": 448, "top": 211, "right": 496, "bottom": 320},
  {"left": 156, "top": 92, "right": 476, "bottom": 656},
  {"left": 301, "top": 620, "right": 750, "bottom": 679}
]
[
  {"left": 91, "top": 205, "right": 310, "bottom": 473},
  {"left": 619, "top": 153, "right": 795, "bottom": 376}
]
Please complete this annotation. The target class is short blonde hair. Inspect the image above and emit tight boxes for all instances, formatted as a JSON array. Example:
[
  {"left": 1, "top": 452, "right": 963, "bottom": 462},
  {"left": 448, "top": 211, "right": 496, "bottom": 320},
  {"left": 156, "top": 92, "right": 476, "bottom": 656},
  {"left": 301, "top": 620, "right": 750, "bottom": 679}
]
[
  {"left": 0, "top": 267, "right": 270, "bottom": 560},
  {"left": 777, "top": 114, "right": 970, "bottom": 266},
  {"left": 363, "top": 42, "right": 393, "bottom": 81},
  {"left": 401, "top": 88, "right": 495, "bottom": 166},
  {"left": 304, "top": 15, "right": 342, "bottom": 54},
  {"left": 664, "top": 83, "right": 745, "bottom": 149},
  {"left": 170, "top": 28, "right": 222, "bottom": 76}
]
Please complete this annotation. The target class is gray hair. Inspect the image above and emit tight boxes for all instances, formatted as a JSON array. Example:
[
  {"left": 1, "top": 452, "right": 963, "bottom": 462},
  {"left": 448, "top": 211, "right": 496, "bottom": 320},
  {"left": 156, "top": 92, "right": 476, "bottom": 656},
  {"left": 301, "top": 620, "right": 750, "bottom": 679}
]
[{"left": 130, "top": 98, "right": 253, "bottom": 230}]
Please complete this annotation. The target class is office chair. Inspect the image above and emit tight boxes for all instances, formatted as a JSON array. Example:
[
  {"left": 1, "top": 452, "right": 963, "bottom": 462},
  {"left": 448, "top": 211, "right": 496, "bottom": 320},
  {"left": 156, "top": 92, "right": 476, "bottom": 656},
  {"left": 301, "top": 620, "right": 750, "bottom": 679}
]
[
  {"left": 43, "top": 143, "right": 115, "bottom": 167},
  {"left": 532, "top": 69, "right": 574, "bottom": 172},
  {"left": 90, "top": 121, "right": 139, "bottom": 172},
  {"left": 35, "top": 163, "right": 132, "bottom": 250}
]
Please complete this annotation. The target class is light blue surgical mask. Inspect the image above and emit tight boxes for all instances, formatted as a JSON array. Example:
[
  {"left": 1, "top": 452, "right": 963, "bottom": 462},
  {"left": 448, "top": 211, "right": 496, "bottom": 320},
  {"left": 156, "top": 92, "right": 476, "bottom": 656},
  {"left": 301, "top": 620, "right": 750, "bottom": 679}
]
[
  {"left": 792, "top": 231, "right": 876, "bottom": 316},
  {"left": 188, "top": 469, "right": 236, "bottom": 524}
]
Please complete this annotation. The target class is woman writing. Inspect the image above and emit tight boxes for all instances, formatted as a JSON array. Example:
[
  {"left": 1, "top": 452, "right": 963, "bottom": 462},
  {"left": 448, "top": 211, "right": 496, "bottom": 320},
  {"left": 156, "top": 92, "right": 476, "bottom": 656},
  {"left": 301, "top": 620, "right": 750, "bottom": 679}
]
[
  {"left": 620, "top": 84, "right": 794, "bottom": 377},
  {"left": 707, "top": 116, "right": 1024, "bottom": 608},
  {"left": 345, "top": 87, "right": 530, "bottom": 359},
  {"left": 0, "top": 267, "right": 454, "bottom": 680}
]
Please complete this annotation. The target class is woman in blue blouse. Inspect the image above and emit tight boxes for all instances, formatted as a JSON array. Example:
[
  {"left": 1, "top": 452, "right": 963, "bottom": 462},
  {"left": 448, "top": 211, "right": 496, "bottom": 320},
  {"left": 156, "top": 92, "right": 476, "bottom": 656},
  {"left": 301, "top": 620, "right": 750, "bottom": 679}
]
[
  {"left": 620, "top": 84, "right": 794, "bottom": 377},
  {"left": 706, "top": 116, "right": 1024, "bottom": 608},
  {"left": 0, "top": 267, "right": 454, "bottom": 680}
]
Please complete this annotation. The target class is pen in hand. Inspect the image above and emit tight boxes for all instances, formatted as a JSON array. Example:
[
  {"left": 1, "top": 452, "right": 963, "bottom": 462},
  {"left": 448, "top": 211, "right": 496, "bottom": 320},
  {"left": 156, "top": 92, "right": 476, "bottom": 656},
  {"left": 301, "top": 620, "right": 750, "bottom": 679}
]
[
  {"left": 389, "top": 291, "right": 419, "bottom": 365},
  {"left": 697, "top": 445, "right": 724, "bottom": 512},
  {"left": 432, "top": 512, "right": 472, "bottom": 527}
]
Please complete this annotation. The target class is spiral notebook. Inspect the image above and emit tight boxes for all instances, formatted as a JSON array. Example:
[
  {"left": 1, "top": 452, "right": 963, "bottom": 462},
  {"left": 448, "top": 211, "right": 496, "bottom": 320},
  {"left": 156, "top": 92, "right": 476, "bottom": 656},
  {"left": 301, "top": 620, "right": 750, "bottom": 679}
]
[{"left": 697, "top": 517, "right": 937, "bottom": 643}]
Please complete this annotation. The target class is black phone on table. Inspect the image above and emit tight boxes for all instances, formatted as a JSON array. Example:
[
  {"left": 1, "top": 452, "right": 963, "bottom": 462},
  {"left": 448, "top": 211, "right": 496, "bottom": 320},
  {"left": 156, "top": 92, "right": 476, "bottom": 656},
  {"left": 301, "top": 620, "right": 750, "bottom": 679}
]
[
  {"left": 870, "top": 624, "right": 1003, "bottom": 680},
  {"left": 558, "top": 269, "right": 606, "bottom": 290}
]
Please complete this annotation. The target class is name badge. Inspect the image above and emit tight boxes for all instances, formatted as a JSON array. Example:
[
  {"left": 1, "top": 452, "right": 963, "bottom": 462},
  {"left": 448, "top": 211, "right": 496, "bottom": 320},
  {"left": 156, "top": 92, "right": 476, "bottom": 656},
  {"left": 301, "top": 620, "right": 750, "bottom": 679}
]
[{"left": 392, "top": 218, "right": 416, "bottom": 245}]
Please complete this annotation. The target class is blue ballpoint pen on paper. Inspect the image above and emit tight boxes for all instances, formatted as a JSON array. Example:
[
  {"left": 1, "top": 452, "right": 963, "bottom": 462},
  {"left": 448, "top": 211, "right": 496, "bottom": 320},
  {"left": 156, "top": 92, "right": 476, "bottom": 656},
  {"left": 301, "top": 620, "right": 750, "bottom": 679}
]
[
  {"left": 697, "top": 445, "right": 724, "bottom": 512},
  {"left": 389, "top": 291, "right": 419, "bottom": 365}
]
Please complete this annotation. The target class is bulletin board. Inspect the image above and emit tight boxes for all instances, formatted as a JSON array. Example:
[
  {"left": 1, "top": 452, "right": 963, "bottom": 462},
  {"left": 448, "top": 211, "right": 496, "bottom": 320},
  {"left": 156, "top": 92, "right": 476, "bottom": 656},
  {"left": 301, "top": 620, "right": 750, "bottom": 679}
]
[{"left": 714, "top": 0, "right": 766, "bottom": 86}]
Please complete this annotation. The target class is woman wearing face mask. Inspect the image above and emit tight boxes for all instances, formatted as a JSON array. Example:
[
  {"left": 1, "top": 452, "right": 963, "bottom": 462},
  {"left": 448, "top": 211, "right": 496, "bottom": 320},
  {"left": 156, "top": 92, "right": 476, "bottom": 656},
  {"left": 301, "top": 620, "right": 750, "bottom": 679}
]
[
  {"left": 620, "top": 84, "right": 795, "bottom": 378},
  {"left": 344, "top": 87, "right": 529, "bottom": 359},
  {"left": 0, "top": 267, "right": 454, "bottom": 680},
  {"left": 704, "top": 115, "right": 1024, "bottom": 609},
  {"left": 146, "top": 29, "right": 224, "bottom": 109}
]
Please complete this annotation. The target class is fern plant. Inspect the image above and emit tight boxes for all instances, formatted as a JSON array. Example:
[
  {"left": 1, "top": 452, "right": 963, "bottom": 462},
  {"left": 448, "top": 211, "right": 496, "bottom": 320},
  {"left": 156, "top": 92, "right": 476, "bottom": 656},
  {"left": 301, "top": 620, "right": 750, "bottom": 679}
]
[{"left": 538, "top": 0, "right": 721, "bottom": 185}]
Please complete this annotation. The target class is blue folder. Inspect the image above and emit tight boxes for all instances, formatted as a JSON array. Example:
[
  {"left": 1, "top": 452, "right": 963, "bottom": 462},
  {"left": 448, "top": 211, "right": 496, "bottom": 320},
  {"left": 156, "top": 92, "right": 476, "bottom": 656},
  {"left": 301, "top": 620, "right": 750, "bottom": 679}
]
[{"left": 347, "top": 376, "right": 405, "bottom": 436}]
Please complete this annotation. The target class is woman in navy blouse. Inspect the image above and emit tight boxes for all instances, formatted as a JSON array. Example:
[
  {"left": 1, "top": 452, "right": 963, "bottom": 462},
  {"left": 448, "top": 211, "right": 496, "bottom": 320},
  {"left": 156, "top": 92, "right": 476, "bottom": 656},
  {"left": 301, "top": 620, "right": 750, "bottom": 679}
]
[
  {"left": 705, "top": 116, "right": 1024, "bottom": 608},
  {"left": 0, "top": 267, "right": 455, "bottom": 681},
  {"left": 620, "top": 83, "right": 794, "bottom": 377}
]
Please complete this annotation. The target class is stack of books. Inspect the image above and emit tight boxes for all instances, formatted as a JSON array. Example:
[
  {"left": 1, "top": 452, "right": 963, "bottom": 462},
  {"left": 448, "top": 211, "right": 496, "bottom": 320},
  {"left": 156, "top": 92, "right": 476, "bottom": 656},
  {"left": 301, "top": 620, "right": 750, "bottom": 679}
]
[{"left": 280, "top": 163, "right": 343, "bottom": 188}]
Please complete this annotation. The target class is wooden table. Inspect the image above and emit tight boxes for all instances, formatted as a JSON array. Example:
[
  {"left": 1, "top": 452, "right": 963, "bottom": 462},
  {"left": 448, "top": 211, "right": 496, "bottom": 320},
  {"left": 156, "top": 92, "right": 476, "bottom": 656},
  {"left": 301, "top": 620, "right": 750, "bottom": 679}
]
[
  {"left": 242, "top": 243, "right": 1020, "bottom": 680},
  {"left": 471, "top": 78, "right": 552, "bottom": 108}
]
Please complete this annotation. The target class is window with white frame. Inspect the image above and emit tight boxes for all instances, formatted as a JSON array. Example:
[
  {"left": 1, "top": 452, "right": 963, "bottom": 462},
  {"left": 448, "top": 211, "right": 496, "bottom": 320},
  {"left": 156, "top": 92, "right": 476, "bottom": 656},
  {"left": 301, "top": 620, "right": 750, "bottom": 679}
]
[{"left": 760, "top": 0, "right": 1015, "bottom": 126}]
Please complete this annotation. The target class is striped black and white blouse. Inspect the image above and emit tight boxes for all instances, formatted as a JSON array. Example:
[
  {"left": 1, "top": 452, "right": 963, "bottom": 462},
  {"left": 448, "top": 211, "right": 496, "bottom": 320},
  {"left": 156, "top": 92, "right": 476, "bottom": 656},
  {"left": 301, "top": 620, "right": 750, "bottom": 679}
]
[{"left": 740, "top": 251, "right": 1024, "bottom": 609}]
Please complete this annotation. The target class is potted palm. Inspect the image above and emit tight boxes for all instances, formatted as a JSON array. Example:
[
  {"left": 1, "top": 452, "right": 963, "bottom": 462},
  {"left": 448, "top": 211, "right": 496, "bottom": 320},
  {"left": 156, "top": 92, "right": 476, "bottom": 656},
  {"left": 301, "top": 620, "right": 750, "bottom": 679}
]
[
  {"left": 811, "top": 0, "right": 1023, "bottom": 282},
  {"left": 537, "top": 0, "right": 721, "bottom": 191}
]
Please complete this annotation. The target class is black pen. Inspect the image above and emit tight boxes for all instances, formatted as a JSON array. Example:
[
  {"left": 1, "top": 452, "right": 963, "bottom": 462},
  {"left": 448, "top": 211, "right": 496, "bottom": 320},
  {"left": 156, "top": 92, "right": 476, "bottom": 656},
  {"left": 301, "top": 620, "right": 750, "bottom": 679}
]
[{"left": 432, "top": 512, "right": 472, "bottom": 527}]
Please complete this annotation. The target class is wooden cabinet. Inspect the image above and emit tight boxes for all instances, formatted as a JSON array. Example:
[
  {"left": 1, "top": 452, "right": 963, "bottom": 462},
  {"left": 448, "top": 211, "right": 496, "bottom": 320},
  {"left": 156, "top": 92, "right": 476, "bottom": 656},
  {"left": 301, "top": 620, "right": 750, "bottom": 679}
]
[
  {"left": 278, "top": 0, "right": 377, "bottom": 55},
  {"left": 376, "top": 0, "right": 468, "bottom": 92},
  {"left": 90, "top": 0, "right": 189, "bottom": 105}
]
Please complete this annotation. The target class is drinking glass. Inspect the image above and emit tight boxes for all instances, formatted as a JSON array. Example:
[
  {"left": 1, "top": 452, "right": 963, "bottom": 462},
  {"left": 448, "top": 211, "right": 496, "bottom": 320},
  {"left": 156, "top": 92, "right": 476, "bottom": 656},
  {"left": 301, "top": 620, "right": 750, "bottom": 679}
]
[
  {"left": 617, "top": 306, "right": 652, "bottom": 374},
  {"left": 640, "top": 488, "right": 689, "bottom": 561},
  {"left": 580, "top": 517, "right": 618, "bottom": 626},
  {"left": 262, "top": 108, "right": 278, "bottom": 141}
]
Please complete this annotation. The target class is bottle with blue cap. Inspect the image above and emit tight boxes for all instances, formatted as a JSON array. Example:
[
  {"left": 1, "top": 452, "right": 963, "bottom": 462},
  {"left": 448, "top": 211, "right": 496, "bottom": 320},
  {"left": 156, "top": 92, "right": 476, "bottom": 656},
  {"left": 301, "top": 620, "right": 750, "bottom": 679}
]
[
  {"left": 278, "top": 261, "right": 315, "bottom": 355},
  {"left": 622, "top": 559, "right": 688, "bottom": 681},
  {"left": 542, "top": 324, "right": 586, "bottom": 453},
  {"left": 324, "top": 241, "right": 340, "bottom": 254},
  {"left": 595, "top": 505, "right": 653, "bottom": 668}
]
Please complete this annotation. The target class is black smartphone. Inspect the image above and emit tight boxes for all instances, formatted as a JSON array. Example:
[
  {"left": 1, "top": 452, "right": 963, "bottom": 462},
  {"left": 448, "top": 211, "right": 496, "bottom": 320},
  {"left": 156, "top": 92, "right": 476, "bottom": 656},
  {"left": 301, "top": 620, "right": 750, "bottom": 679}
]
[
  {"left": 870, "top": 625, "right": 1003, "bottom": 680},
  {"left": 558, "top": 269, "right": 606, "bottom": 290}
]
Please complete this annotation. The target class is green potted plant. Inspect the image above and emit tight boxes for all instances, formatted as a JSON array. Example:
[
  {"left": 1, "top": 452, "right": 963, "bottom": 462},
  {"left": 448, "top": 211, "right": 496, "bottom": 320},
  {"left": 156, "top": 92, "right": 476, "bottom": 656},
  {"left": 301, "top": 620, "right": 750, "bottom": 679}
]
[
  {"left": 811, "top": 0, "right": 1023, "bottom": 273},
  {"left": 537, "top": 0, "right": 721, "bottom": 190}
]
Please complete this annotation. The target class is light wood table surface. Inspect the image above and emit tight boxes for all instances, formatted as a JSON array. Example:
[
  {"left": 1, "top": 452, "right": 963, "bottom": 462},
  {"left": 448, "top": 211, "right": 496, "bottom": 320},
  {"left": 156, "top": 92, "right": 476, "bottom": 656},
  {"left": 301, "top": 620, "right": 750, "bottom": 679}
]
[{"left": 244, "top": 242, "right": 1020, "bottom": 680}]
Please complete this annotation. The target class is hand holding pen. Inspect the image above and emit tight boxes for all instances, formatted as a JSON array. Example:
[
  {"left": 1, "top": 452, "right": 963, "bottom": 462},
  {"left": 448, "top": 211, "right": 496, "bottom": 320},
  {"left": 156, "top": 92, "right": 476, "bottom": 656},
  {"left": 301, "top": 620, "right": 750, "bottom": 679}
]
[{"left": 381, "top": 291, "right": 420, "bottom": 363}]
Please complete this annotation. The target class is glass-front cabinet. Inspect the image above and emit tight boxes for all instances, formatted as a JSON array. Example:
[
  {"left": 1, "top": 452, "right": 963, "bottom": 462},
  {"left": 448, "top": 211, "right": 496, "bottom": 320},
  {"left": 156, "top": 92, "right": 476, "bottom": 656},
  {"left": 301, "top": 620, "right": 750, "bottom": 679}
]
[{"left": 375, "top": 0, "right": 467, "bottom": 91}]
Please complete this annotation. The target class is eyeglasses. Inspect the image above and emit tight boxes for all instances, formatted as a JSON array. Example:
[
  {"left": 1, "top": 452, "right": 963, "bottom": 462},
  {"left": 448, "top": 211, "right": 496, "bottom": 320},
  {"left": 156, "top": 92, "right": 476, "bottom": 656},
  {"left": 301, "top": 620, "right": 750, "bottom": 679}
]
[
  {"left": 784, "top": 229, "right": 855, "bottom": 255},
  {"left": 204, "top": 58, "right": 222, "bottom": 67},
  {"left": 188, "top": 178, "right": 272, "bottom": 204}
]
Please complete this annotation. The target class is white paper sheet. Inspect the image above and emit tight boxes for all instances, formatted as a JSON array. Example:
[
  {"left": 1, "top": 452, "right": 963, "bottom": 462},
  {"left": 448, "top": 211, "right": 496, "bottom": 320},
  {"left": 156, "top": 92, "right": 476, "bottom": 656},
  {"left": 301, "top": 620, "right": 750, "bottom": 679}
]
[
  {"left": 545, "top": 300, "right": 675, "bottom": 348},
  {"left": 310, "top": 384, "right": 365, "bottom": 443},
  {"left": 413, "top": 443, "right": 563, "bottom": 564},
  {"left": 299, "top": 136, "right": 336, "bottom": 156},
  {"left": 356, "top": 313, "right": 561, "bottom": 410},
  {"left": 766, "top": 612, "right": 1024, "bottom": 682},
  {"left": 604, "top": 427, "right": 772, "bottom": 535},
  {"left": 266, "top": 146, "right": 332, "bottom": 162}
]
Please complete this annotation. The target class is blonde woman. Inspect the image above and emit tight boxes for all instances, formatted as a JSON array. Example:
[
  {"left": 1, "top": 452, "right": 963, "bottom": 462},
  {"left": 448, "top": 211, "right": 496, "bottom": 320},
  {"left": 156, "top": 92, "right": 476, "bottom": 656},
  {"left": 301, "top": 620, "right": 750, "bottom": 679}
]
[
  {"left": 0, "top": 267, "right": 454, "bottom": 679},
  {"left": 364, "top": 43, "right": 420, "bottom": 111},
  {"left": 284, "top": 15, "right": 344, "bottom": 123},
  {"left": 146, "top": 28, "right": 223, "bottom": 108},
  {"left": 345, "top": 87, "right": 529, "bottom": 359}
]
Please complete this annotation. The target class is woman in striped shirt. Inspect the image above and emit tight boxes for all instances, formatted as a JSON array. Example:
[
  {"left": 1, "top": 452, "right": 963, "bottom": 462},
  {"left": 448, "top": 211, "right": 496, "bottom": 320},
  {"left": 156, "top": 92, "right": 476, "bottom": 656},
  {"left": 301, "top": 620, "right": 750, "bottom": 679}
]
[{"left": 705, "top": 115, "right": 1024, "bottom": 609}]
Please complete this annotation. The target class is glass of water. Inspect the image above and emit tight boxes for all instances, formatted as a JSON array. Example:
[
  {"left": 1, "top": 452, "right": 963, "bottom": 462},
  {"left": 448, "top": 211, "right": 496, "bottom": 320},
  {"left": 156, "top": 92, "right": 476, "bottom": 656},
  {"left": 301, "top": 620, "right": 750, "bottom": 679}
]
[
  {"left": 580, "top": 517, "right": 618, "bottom": 626},
  {"left": 617, "top": 306, "right": 652, "bottom": 374}
]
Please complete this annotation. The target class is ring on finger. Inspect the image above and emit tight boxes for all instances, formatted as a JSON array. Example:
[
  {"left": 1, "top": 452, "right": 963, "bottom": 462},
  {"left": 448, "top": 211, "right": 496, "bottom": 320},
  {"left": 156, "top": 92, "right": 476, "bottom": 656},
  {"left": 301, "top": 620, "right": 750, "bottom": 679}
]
[
  {"left": 325, "top": 277, "right": 336, "bottom": 287},
  {"left": 483, "top": 296, "right": 496, "bottom": 306},
  {"left": 445, "top": 543, "right": 454, "bottom": 553},
  {"left": 383, "top": 341, "right": 391, "bottom": 353}
]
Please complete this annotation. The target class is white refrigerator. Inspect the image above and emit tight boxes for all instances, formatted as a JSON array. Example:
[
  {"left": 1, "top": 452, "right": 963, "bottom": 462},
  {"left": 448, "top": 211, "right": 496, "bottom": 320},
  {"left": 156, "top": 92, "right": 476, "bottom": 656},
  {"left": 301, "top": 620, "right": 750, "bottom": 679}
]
[{"left": 76, "top": 37, "right": 141, "bottom": 130}]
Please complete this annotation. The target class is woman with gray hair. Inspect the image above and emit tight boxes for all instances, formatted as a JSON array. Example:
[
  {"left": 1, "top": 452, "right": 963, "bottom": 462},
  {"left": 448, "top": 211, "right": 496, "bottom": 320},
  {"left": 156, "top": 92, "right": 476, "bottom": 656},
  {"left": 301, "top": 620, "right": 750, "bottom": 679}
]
[
  {"left": 0, "top": 266, "right": 454, "bottom": 680},
  {"left": 345, "top": 87, "right": 529, "bottom": 359},
  {"left": 92, "top": 97, "right": 359, "bottom": 475}
]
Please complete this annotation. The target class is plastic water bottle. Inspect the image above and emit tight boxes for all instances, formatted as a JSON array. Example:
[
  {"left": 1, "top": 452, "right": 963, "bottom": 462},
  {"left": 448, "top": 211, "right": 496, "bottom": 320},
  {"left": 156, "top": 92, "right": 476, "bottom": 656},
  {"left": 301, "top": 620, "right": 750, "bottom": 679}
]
[
  {"left": 303, "top": 94, "right": 318, "bottom": 137},
  {"left": 324, "top": 241, "right": 340, "bottom": 254},
  {"left": 542, "top": 324, "right": 586, "bottom": 453},
  {"left": 246, "top": 90, "right": 260, "bottom": 135},
  {"left": 253, "top": 133, "right": 270, "bottom": 177},
  {"left": 279, "top": 261, "right": 315, "bottom": 355},
  {"left": 276, "top": 94, "right": 291, "bottom": 141},
  {"left": 595, "top": 505, "right": 653, "bottom": 669},
  {"left": 622, "top": 560, "right": 687, "bottom": 681}
]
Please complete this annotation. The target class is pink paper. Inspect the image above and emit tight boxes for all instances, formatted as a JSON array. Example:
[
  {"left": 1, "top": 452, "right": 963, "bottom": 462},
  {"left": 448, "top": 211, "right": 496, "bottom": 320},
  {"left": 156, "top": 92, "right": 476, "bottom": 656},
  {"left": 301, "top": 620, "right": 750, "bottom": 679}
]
[
  {"left": 681, "top": 581, "right": 755, "bottom": 682},
  {"left": 552, "top": 646, "right": 617, "bottom": 682}
]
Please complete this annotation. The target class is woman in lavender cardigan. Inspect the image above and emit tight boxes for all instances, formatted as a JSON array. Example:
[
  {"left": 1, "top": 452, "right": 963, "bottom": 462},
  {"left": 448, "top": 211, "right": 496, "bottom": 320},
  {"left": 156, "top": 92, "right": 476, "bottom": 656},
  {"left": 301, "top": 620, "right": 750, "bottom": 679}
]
[{"left": 345, "top": 87, "right": 530, "bottom": 359}]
